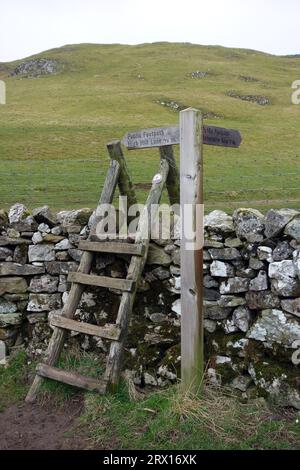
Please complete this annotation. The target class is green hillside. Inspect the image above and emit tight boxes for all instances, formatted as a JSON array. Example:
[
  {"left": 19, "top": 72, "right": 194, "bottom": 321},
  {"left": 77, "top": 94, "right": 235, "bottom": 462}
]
[{"left": 0, "top": 42, "right": 299, "bottom": 211}]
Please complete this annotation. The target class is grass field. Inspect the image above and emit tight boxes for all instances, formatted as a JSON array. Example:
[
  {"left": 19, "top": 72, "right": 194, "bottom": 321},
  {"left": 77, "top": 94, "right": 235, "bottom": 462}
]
[
  {"left": 0, "top": 42, "right": 300, "bottom": 212},
  {"left": 1, "top": 350, "right": 299, "bottom": 450}
]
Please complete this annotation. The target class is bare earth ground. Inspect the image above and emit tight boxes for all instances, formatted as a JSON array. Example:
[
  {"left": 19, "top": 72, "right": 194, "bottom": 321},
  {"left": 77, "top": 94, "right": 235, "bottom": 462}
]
[{"left": 0, "top": 399, "right": 87, "bottom": 450}]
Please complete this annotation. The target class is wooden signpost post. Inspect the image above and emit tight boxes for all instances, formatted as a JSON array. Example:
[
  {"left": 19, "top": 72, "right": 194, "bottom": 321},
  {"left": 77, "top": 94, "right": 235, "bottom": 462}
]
[{"left": 123, "top": 111, "right": 241, "bottom": 394}]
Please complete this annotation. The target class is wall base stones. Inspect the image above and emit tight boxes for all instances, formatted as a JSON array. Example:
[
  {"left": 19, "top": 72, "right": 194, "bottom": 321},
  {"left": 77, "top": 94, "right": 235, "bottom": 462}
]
[{"left": 0, "top": 204, "right": 299, "bottom": 408}]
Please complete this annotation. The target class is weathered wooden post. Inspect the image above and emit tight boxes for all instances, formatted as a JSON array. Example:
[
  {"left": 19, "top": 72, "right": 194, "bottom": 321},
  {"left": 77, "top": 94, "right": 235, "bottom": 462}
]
[{"left": 180, "top": 108, "right": 204, "bottom": 394}]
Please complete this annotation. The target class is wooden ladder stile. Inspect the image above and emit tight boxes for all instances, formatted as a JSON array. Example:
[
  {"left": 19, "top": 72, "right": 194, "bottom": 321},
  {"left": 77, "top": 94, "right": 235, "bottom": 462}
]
[{"left": 26, "top": 141, "right": 171, "bottom": 402}]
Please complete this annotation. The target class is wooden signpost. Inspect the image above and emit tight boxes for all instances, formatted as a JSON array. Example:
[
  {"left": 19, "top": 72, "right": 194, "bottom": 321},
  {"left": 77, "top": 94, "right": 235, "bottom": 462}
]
[{"left": 123, "top": 111, "right": 241, "bottom": 394}]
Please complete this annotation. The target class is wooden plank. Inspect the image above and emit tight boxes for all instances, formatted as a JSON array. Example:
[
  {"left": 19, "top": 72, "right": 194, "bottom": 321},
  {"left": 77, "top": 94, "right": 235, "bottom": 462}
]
[
  {"left": 180, "top": 108, "right": 204, "bottom": 394},
  {"left": 159, "top": 145, "right": 180, "bottom": 206},
  {"left": 68, "top": 272, "right": 135, "bottom": 292},
  {"left": 25, "top": 160, "right": 120, "bottom": 403},
  {"left": 104, "top": 159, "right": 170, "bottom": 390},
  {"left": 36, "top": 364, "right": 107, "bottom": 394},
  {"left": 123, "top": 125, "right": 241, "bottom": 149},
  {"left": 78, "top": 240, "right": 144, "bottom": 256},
  {"left": 50, "top": 315, "right": 121, "bottom": 341}
]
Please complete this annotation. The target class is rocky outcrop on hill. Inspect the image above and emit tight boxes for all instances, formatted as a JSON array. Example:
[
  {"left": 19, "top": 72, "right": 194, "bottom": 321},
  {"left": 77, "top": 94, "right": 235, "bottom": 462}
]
[{"left": 11, "top": 59, "right": 62, "bottom": 78}]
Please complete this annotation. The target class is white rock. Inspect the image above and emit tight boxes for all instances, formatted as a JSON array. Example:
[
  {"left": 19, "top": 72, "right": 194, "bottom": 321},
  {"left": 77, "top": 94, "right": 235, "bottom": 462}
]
[
  {"left": 8, "top": 203, "right": 29, "bottom": 224},
  {"left": 55, "top": 239, "right": 73, "bottom": 250},
  {"left": 38, "top": 223, "right": 50, "bottom": 233},
  {"left": 269, "top": 260, "right": 296, "bottom": 281},
  {"left": 171, "top": 298, "right": 181, "bottom": 316},
  {"left": 204, "top": 210, "right": 234, "bottom": 234},
  {"left": 257, "top": 246, "right": 273, "bottom": 262},
  {"left": 249, "top": 270, "right": 268, "bottom": 291},
  {"left": 32, "top": 232, "right": 43, "bottom": 244},
  {"left": 232, "top": 306, "right": 252, "bottom": 333},
  {"left": 210, "top": 260, "right": 234, "bottom": 278},
  {"left": 28, "top": 244, "right": 55, "bottom": 262}
]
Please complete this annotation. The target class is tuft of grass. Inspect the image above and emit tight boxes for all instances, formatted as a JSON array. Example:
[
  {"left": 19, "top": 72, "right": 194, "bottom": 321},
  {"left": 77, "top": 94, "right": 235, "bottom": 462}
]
[
  {"left": 78, "top": 384, "right": 300, "bottom": 450},
  {"left": 0, "top": 349, "right": 30, "bottom": 410}
]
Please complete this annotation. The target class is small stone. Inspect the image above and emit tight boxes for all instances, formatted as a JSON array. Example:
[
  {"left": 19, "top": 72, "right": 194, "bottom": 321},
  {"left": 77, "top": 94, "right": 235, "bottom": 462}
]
[
  {"left": 0, "top": 298, "right": 18, "bottom": 314},
  {"left": 269, "top": 260, "right": 296, "bottom": 283},
  {"left": 42, "top": 233, "right": 65, "bottom": 243},
  {"left": 144, "top": 372, "right": 158, "bottom": 386},
  {"left": 149, "top": 313, "right": 168, "bottom": 323},
  {"left": 264, "top": 209, "right": 299, "bottom": 239},
  {"left": 0, "top": 341, "right": 6, "bottom": 366},
  {"left": 225, "top": 238, "right": 244, "bottom": 248},
  {"left": 231, "top": 375, "right": 253, "bottom": 392},
  {"left": 204, "top": 319, "right": 217, "bottom": 333},
  {"left": 56, "top": 251, "right": 69, "bottom": 261},
  {"left": 204, "top": 303, "right": 232, "bottom": 320},
  {"left": 204, "top": 210, "right": 234, "bottom": 234},
  {"left": 0, "top": 262, "right": 45, "bottom": 276},
  {"left": 271, "top": 279, "right": 300, "bottom": 298},
  {"left": 232, "top": 306, "right": 252, "bottom": 332},
  {"left": 0, "top": 313, "right": 22, "bottom": 326},
  {"left": 284, "top": 216, "right": 300, "bottom": 242},
  {"left": 28, "top": 244, "right": 55, "bottom": 262},
  {"left": 54, "top": 239, "right": 73, "bottom": 251},
  {"left": 0, "top": 247, "right": 13, "bottom": 260},
  {"left": 51, "top": 226, "right": 62, "bottom": 236},
  {"left": 233, "top": 208, "right": 265, "bottom": 243},
  {"left": 210, "top": 260, "right": 234, "bottom": 278},
  {"left": 147, "top": 244, "right": 172, "bottom": 266},
  {"left": 273, "top": 241, "right": 293, "bottom": 261},
  {"left": 170, "top": 266, "right": 180, "bottom": 276},
  {"left": 218, "top": 296, "right": 246, "bottom": 308},
  {"left": 8, "top": 203, "right": 30, "bottom": 224},
  {"left": 246, "top": 291, "right": 280, "bottom": 309},
  {"left": 32, "top": 232, "right": 43, "bottom": 244},
  {"left": 257, "top": 246, "right": 273, "bottom": 263},
  {"left": 247, "top": 309, "right": 300, "bottom": 348},
  {"left": 57, "top": 208, "right": 93, "bottom": 228},
  {"left": 203, "top": 275, "right": 219, "bottom": 289},
  {"left": 0, "top": 277, "right": 27, "bottom": 295},
  {"left": 58, "top": 275, "right": 69, "bottom": 293},
  {"left": 220, "top": 277, "right": 249, "bottom": 294},
  {"left": 38, "top": 223, "right": 51, "bottom": 234},
  {"left": 68, "top": 248, "right": 82, "bottom": 262},
  {"left": 249, "top": 257, "right": 264, "bottom": 270},
  {"left": 13, "top": 244, "right": 28, "bottom": 264},
  {"left": 171, "top": 298, "right": 181, "bottom": 315},
  {"left": 27, "top": 293, "right": 62, "bottom": 312},
  {"left": 204, "top": 239, "right": 224, "bottom": 249},
  {"left": 249, "top": 271, "right": 268, "bottom": 291},
  {"left": 223, "top": 319, "right": 240, "bottom": 334},
  {"left": 29, "top": 275, "right": 59, "bottom": 293},
  {"left": 32, "top": 206, "right": 57, "bottom": 227},
  {"left": 281, "top": 298, "right": 300, "bottom": 318},
  {"left": 208, "top": 248, "right": 241, "bottom": 261},
  {"left": 151, "top": 266, "right": 171, "bottom": 280},
  {"left": 7, "top": 228, "right": 20, "bottom": 239}
]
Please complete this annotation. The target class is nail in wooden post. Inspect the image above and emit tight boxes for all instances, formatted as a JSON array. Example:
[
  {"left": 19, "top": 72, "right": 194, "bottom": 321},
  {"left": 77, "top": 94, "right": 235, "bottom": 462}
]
[{"left": 180, "top": 108, "right": 204, "bottom": 394}]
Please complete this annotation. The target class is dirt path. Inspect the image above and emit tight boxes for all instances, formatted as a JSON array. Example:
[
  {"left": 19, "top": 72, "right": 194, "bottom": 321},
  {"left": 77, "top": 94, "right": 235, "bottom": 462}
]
[{"left": 0, "top": 399, "right": 87, "bottom": 450}]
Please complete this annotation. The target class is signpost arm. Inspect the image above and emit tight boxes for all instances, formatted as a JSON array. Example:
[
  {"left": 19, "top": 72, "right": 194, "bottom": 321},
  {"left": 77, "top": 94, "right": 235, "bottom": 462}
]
[
  {"left": 159, "top": 145, "right": 180, "bottom": 205},
  {"left": 180, "top": 108, "right": 204, "bottom": 394}
]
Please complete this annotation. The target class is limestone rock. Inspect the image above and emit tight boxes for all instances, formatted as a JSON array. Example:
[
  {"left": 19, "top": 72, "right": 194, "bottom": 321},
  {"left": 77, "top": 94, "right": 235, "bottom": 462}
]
[
  {"left": 0, "top": 277, "right": 27, "bottom": 295},
  {"left": 150, "top": 266, "right": 171, "bottom": 280},
  {"left": 210, "top": 260, "right": 234, "bottom": 278},
  {"left": 232, "top": 306, "right": 252, "bottom": 332},
  {"left": 233, "top": 208, "right": 264, "bottom": 243},
  {"left": 294, "top": 250, "right": 300, "bottom": 279},
  {"left": 13, "top": 244, "right": 28, "bottom": 264},
  {"left": 225, "top": 238, "right": 243, "bottom": 248},
  {"left": 55, "top": 239, "right": 73, "bottom": 251},
  {"left": 8, "top": 203, "right": 30, "bottom": 224},
  {"left": 231, "top": 375, "right": 253, "bottom": 392},
  {"left": 57, "top": 208, "right": 93, "bottom": 228},
  {"left": 204, "top": 210, "right": 234, "bottom": 234},
  {"left": 271, "top": 279, "right": 300, "bottom": 298},
  {"left": 0, "top": 247, "right": 13, "bottom": 260},
  {"left": 284, "top": 216, "right": 300, "bottom": 242},
  {"left": 27, "top": 293, "right": 62, "bottom": 312},
  {"left": 68, "top": 249, "right": 83, "bottom": 262},
  {"left": 147, "top": 244, "right": 172, "bottom": 266},
  {"left": 203, "top": 275, "right": 219, "bottom": 289},
  {"left": 0, "top": 313, "right": 22, "bottom": 327},
  {"left": 257, "top": 246, "right": 273, "bottom": 263},
  {"left": 264, "top": 209, "right": 299, "bottom": 239},
  {"left": 218, "top": 296, "right": 246, "bottom": 308},
  {"left": 28, "top": 244, "right": 55, "bottom": 262},
  {"left": 204, "top": 302, "right": 232, "bottom": 320},
  {"left": 246, "top": 291, "right": 280, "bottom": 309},
  {"left": 281, "top": 299, "right": 300, "bottom": 318},
  {"left": 0, "top": 298, "right": 17, "bottom": 314},
  {"left": 273, "top": 241, "right": 293, "bottom": 261},
  {"left": 269, "top": 260, "right": 296, "bottom": 281},
  {"left": 32, "top": 232, "right": 43, "bottom": 244},
  {"left": 29, "top": 275, "right": 59, "bottom": 293},
  {"left": 32, "top": 206, "right": 57, "bottom": 227},
  {"left": 208, "top": 248, "right": 241, "bottom": 261},
  {"left": 249, "top": 257, "right": 264, "bottom": 270},
  {"left": 171, "top": 299, "right": 181, "bottom": 315},
  {"left": 247, "top": 309, "right": 300, "bottom": 347},
  {"left": 204, "top": 319, "right": 217, "bottom": 333},
  {"left": 249, "top": 271, "right": 268, "bottom": 291},
  {"left": 0, "top": 262, "right": 45, "bottom": 276},
  {"left": 220, "top": 277, "right": 249, "bottom": 294}
]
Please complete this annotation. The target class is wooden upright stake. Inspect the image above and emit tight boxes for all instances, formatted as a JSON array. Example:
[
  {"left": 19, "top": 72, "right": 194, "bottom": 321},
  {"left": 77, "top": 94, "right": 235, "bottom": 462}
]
[
  {"left": 159, "top": 145, "right": 180, "bottom": 205},
  {"left": 180, "top": 108, "right": 204, "bottom": 394}
]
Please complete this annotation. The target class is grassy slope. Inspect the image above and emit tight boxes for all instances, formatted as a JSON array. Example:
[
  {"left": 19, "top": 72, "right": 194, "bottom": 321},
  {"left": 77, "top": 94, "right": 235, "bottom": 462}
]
[
  {"left": 0, "top": 42, "right": 299, "bottom": 211},
  {"left": 1, "top": 351, "right": 299, "bottom": 450}
]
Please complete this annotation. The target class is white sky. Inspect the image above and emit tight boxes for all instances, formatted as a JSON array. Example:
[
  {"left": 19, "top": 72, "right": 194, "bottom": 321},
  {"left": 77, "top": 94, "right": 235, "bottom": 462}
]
[{"left": 1, "top": 0, "right": 300, "bottom": 62}]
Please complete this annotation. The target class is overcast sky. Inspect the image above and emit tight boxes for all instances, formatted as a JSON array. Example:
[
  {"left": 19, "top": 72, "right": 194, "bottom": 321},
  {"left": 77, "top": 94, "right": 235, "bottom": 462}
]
[{"left": 1, "top": 0, "right": 300, "bottom": 62}]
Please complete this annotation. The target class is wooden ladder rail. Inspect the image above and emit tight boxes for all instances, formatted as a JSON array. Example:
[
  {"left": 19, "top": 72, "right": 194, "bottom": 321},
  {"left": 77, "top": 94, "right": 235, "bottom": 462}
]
[
  {"left": 26, "top": 141, "right": 137, "bottom": 403},
  {"left": 104, "top": 158, "right": 170, "bottom": 390}
]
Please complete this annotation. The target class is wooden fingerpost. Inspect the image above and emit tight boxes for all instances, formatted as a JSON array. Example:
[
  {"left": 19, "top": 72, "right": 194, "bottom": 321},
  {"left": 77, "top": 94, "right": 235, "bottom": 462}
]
[
  {"left": 159, "top": 145, "right": 180, "bottom": 205},
  {"left": 180, "top": 108, "right": 204, "bottom": 394}
]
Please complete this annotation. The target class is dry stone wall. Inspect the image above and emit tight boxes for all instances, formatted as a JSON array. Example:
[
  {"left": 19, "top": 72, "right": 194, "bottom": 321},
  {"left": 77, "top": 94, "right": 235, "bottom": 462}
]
[{"left": 0, "top": 204, "right": 300, "bottom": 408}]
